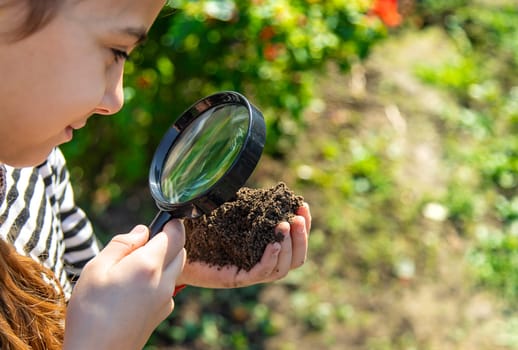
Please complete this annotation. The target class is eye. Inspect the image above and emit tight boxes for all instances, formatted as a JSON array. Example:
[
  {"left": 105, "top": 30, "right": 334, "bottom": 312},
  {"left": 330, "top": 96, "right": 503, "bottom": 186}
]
[{"left": 111, "top": 48, "right": 130, "bottom": 63}]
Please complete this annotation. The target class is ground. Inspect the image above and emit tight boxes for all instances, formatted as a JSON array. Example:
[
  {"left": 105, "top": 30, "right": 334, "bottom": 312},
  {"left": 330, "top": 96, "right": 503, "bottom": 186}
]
[{"left": 256, "top": 28, "right": 516, "bottom": 350}]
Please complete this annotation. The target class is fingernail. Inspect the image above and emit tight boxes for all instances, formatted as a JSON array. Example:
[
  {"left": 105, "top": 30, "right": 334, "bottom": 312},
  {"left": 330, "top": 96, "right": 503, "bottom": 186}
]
[
  {"left": 133, "top": 225, "right": 148, "bottom": 235},
  {"left": 165, "top": 219, "right": 184, "bottom": 233},
  {"left": 272, "top": 242, "right": 281, "bottom": 254}
]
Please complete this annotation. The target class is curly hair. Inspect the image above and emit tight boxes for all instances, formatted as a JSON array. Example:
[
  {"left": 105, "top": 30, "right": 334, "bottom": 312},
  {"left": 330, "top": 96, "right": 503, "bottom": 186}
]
[
  {"left": 0, "top": 239, "right": 66, "bottom": 350},
  {"left": 1, "top": 2, "right": 67, "bottom": 347}
]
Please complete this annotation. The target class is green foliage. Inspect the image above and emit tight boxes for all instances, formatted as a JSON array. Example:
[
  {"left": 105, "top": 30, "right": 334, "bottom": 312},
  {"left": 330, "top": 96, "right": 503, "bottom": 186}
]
[
  {"left": 413, "top": 0, "right": 469, "bottom": 25},
  {"left": 61, "top": 0, "right": 387, "bottom": 214},
  {"left": 467, "top": 216, "right": 518, "bottom": 301},
  {"left": 146, "top": 286, "right": 280, "bottom": 349}
]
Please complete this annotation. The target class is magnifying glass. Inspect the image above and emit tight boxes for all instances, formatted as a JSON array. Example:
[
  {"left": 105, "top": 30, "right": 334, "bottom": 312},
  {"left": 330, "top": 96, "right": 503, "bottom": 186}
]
[{"left": 148, "top": 91, "right": 266, "bottom": 237}]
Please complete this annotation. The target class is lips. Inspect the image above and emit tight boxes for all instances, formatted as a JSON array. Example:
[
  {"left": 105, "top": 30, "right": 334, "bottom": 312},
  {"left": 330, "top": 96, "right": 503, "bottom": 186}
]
[
  {"left": 69, "top": 121, "right": 87, "bottom": 130},
  {"left": 61, "top": 118, "right": 89, "bottom": 144},
  {"left": 64, "top": 126, "right": 74, "bottom": 142},
  {"left": 69, "top": 113, "right": 92, "bottom": 130}
]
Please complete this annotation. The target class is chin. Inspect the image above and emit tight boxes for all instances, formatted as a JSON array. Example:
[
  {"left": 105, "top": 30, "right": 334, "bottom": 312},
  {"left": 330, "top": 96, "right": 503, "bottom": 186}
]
[{"left": 1, "top": 147, "right": 53, "bottom": 168}]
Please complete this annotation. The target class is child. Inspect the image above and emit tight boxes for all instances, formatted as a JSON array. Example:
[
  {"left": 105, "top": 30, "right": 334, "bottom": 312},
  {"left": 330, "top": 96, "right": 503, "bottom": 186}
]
[{"left": 0, "top": 0, "right": 311, "bottom": 349}]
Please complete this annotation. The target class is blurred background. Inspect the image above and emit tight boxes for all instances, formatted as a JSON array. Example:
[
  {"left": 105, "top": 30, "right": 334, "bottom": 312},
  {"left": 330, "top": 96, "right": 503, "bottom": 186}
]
[{"left": 61, "top": 0, "right": 518, "bottom": 349}]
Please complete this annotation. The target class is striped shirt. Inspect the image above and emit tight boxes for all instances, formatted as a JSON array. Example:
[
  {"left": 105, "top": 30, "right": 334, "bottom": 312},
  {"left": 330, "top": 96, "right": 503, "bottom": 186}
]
[{"left": 0, "top": 148, "right": 100, "bottom": 300}]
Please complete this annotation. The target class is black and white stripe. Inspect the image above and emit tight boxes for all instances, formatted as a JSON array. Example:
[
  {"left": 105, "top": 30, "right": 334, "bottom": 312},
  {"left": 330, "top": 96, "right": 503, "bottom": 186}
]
[{"left": 0, "top": 148, "right": 99, "bottom": 299}]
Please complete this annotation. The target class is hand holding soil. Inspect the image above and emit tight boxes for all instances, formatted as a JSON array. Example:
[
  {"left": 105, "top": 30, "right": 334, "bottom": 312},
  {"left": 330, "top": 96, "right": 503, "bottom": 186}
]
[{"left": 184, "top": 182, "right": 304, "bottom": 271}]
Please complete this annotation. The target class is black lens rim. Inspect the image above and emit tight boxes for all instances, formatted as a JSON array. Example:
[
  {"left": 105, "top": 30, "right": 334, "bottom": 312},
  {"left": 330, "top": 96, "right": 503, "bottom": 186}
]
[{"left": 149, "top": 91, "right": 266, "bottom": 218}]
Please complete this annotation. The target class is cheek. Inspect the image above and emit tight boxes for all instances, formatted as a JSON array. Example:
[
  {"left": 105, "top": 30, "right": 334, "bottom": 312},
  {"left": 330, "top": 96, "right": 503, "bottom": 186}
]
[
  {"left": 34, "top": 21, "right": 108, "bottom": 118},
  {"left": 37, "top": 58, "right": 107, "bottom": 119},
  {"left": 20, "top": 78, "right": 103, "bottom": 131},
  {"left": 58, "top": 76, "right": 106, "bottom": 115}
]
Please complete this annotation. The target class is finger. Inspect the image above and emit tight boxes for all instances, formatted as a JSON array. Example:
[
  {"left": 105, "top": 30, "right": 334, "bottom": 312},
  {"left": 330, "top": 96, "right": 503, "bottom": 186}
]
[
  {"left": 95, "top": 225, "right": 149, "bottom": 268},
  {"left": 160, "top": 298, "right": 175, "bottom": 322},
  {"left": 289, "top": 215, "right": 308, "bottom": 269},
  {"left": 271, "top": 221, "right": 292, "bottom": 280},
  {"left": 241, "top": 241, "right": 282, "bottom": 284},
  {"left": 296, "top": 202, "right": 312, "bottom": 234},
  {"left": 163, "top": 248, "right": 187, "bottom": 294},
  {"left": 179, "top": 261, "right": 239, "bottom": 288},
  {"left": 154, "top": 291, "right": 176, "bottom": 323},
  {"left": 157, "top": 248, "right": 186, "bottom": 321},
  {"left": 142, "top": 220, "right": 186, "bottom": 268}
]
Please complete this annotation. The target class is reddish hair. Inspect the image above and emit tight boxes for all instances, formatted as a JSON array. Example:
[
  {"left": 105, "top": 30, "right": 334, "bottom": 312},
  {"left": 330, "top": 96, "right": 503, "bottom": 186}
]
[{"left": 0, "top": 239, "right": 66, "bottom": 349}]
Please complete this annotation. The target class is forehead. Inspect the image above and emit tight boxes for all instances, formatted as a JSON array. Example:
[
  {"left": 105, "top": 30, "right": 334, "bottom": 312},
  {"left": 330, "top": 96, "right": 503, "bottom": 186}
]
[{"left": 64, "top": 0, "right": 165, "bottom": 32}]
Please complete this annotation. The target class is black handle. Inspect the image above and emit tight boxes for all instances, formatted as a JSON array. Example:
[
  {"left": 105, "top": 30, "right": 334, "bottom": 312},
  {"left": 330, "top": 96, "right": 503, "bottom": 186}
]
[{"left": 149, "top": 210, "right": 174, "bottom": 238}]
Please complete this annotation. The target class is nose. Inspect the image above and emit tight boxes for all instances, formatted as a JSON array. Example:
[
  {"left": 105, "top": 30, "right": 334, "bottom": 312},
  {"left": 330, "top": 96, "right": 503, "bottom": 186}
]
[{"left": 95, "top": 66, "right": 124, "bottom": 115}]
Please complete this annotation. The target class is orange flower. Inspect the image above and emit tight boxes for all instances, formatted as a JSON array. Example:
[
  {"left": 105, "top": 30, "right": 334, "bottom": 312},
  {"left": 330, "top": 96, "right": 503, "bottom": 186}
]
[
  {"left": 263, "top": 43, "right": 284, "bottom": 61},
  {"left": 370, "top": 0, "right": 402, "bottom": 27},
  {"left": 259, "top": 26, "right": 276, "bottom": 42}
]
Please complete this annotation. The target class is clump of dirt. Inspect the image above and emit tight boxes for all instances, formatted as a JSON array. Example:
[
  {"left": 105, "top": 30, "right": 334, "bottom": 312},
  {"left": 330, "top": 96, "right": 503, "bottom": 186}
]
[{"left": 184, "top": 182, "right": 304, "bottom": 271}]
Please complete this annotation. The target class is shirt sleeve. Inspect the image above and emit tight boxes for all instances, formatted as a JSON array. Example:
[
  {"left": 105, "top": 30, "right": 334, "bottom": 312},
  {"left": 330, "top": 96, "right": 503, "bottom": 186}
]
[{"left": 50, "top": 148, "right": 100, "bottom": 282}]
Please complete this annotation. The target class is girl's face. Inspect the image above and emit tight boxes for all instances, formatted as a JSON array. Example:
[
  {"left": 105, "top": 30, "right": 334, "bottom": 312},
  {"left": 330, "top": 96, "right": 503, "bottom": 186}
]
[{"left": 0, "top": 0, "right": 165, "bottom": 167}]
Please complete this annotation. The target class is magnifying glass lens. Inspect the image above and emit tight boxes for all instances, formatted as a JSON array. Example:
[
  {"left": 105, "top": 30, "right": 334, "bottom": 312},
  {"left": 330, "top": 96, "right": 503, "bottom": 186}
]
[{"left": 160, "top": 104, "right": 249, "bottom": 203}]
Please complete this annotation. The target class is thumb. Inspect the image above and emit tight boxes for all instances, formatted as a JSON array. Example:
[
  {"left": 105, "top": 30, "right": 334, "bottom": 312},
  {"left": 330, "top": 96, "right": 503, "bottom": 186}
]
[{"left": 96, "top": 225, "right": 150, "bottom": 267}]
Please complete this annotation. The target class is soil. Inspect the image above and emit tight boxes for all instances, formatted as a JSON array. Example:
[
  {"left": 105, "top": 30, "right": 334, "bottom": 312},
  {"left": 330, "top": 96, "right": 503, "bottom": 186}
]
[{"left": 184, "top": 182, "right": 304, "bottom": 271}]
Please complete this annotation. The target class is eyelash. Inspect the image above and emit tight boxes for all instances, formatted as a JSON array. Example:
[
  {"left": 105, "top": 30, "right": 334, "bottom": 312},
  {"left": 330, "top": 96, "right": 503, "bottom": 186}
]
[{"left": 111, "top": 49, "right": 130, "bottom": 62}]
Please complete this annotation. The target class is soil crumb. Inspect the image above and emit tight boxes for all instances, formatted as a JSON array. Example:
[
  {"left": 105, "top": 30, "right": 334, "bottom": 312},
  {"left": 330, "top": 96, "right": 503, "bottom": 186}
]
[{"left": 184, "top": 182, "right": 304, "bottom": 271}]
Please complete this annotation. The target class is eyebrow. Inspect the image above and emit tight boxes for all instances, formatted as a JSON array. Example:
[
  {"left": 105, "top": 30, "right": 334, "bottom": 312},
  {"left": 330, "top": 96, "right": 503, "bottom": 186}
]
[{"left": 118, "top": 26, "right": 148, "bottom": 45}]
